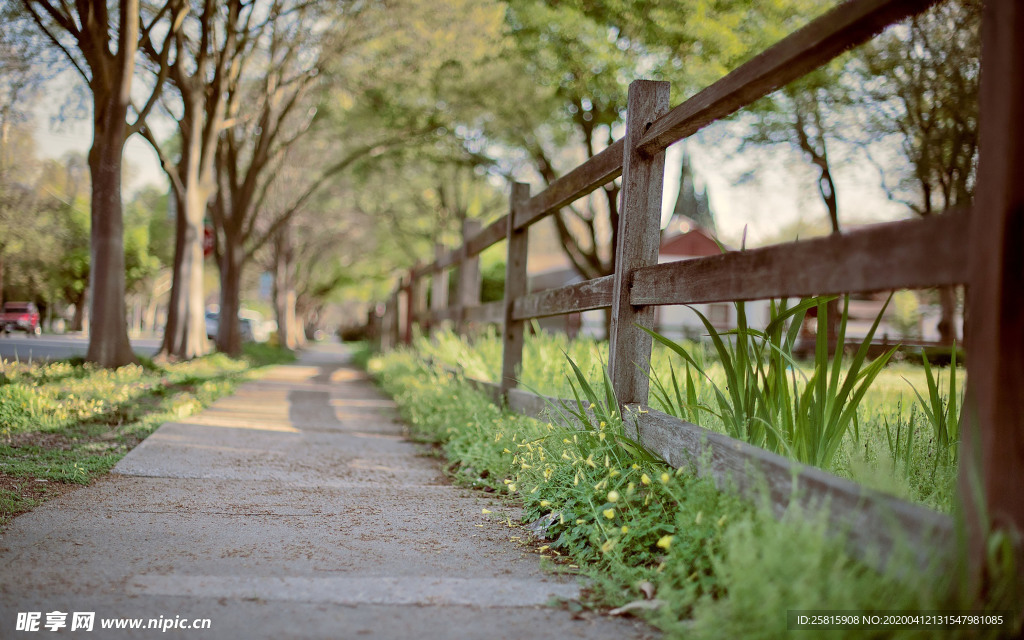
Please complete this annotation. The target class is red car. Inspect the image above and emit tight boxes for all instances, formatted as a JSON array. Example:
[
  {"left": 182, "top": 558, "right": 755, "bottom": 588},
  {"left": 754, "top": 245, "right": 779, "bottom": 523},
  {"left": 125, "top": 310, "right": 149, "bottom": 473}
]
[{"left": 1, "top": 301, "right": 41, "bottom": 336}]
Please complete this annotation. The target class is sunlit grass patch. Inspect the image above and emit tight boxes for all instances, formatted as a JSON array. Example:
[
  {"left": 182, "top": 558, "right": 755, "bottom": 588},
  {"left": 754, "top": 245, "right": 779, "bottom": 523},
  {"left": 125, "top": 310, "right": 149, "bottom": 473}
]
[{"left": 0, "top": 344, "right": 294, "bottom": 527}]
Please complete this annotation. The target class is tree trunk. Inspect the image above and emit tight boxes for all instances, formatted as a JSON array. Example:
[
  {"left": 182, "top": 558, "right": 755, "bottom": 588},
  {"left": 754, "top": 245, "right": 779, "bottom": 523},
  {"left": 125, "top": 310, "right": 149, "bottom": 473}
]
[
  {"left": 70, "top": 290, "right": 86, "bottom": 332},
  {"left": 159, "top": 187, "right": 210, "bottom": 360},
  {"left": 272, "top": 226, "right": 299, "bottom": 350},
  {"left": 216, "top": 237, "right": 245, "bottom": 356},
  {"left": 937, "top": 285, "right": 958, "bottom": 345},
  {"left": 85, "top": 104, "right": 137, "bottom": 367}
]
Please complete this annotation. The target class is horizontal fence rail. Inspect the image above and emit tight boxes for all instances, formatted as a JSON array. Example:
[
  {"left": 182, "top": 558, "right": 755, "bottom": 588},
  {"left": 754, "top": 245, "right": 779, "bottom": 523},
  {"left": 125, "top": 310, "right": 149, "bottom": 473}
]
[
  {"left": 514, "top": 139, "right": 625, "bottom": 231},
  {"left": 637, "top": 0, "right": 941, "bottom": 154},
  {"left": 631, "top": 210, "right": 970, "bottom": 305},
  {"left": 373, "top": 0, "right": 1023, "bottom": 581},
  {"left": 511, "top": 276, "right": 614, "bottom": 320}
]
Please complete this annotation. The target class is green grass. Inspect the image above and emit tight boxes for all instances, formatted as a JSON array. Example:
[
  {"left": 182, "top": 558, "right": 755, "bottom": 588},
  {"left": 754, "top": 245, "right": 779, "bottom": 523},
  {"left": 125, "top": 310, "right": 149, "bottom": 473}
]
[
  {"left": 367, "top": 343, "right": 1019, "bottom": 639},
  {"left": 405, "top": 319, "right": 963, "bottom": 512},
  {"left": 0, "top": 344, "right": 295, "bottom": 527}
]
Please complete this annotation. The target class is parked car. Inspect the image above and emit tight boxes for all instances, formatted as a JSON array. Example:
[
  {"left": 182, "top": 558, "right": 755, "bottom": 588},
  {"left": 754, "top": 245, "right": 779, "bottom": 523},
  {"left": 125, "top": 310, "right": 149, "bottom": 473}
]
[
  {"left": 1, "top": 302, "right": 41, "bottom": 336},
  {"left": 205, "top": 310, "right": 219, "bottom": 340},
  {"left": 205, "top": 308, "right": 270, "bottom": 343}
]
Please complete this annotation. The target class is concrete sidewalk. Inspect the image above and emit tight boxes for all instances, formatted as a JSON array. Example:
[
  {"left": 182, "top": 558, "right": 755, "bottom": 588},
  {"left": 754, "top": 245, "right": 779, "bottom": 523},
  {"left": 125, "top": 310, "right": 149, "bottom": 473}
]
[{"left": 0, "top": 344, "right": 654, "bottom": 639}]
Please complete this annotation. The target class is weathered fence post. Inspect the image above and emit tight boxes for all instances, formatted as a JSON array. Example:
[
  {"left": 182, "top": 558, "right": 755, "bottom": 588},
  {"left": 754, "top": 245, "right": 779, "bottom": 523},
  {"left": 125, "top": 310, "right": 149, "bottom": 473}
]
[
  {"left": 608, "top": 79, "right": 671, "bottom": 414},
  {"left": 960, "top": 0, "right": 1024, "bottom": 590},
  {"left": 389, "top": 288, "right": 401, "bottom": 350},
  {"left": 501, "top": 183, "right": 531, "bottom": 397},
  {"left": 410, "top": 265, "right": 428, "bottom": 341},
  {"left": 457, "top": 219, "right": 482, "bottom": 335},
  {"left": 399, "top": 272, "right": 413, "bottom": 345},
  {"left": 430, "top": 243, "right": 448, "bottom": 332},
  {"left": 379, "top": 298, "right": 392, "bottom": 352}
]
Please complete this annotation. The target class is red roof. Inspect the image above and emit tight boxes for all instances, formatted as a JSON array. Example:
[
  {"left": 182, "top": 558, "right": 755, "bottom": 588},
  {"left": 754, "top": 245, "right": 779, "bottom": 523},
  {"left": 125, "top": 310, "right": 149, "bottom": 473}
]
[{"left": 659, "top": 227, "right": 722, "bottom": 258}]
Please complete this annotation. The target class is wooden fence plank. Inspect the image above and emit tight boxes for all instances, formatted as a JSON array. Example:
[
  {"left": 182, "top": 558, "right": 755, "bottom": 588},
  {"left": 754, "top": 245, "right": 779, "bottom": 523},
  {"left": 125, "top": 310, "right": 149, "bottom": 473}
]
[
  {"left": 456, "top": 219, "right": 483, "bottom": 333},
  {"left": 398, "top": 274, "right": 412, "bottom": 345},
  {"left": 960, "top": 0, "right": 1024, "bottom": 586},
  {"left": 637, "top": 0, "right": 939, "bottom": 155},
  {"left": 425, "top": 307, "right": 456, "bottom": 326},
  {"left": 430, "top": 244, "right": 449, "bottom": 321},
  {"left": 463, "top": 301, "right": 504, "bottom": 325},
  {"left": 609, "top": 80, "right": 671, "bottom": 407},
  {"left": 411, "top": 271, "right": 428, "bottom": 329},
  {"left": 502, "top": 183, "right": 531, "bottom": 394},
  {"left": 434, "top": 248, "right": 460, "bottom": 271},
  {"left": 633, "top": 408, "right": 953, "bottom": 569},
  {"left": 467, "top": 216, "right": 509, "bottom": 257},
  {"left": 511, "top": 275, "right": 614, "bottom": 320},
  {"left": 451, "top": 368, "right": 956, "bottom": 571},
  {"left": 630, "top": 211, "right": 968, "bottom": 306},
  {"left": 513, "top": 139, "right": 625, "bottom": 231}
]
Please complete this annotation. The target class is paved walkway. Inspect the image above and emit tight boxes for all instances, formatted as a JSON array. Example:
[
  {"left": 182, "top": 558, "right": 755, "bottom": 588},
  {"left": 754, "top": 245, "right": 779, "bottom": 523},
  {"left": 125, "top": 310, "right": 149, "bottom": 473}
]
[{"left": 0, "top": 344, "right": 653, "bottom": 639}]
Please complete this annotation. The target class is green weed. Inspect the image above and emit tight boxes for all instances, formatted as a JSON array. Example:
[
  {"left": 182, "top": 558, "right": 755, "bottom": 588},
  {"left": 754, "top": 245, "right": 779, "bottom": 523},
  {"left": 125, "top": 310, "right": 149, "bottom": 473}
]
[{"left": 367, "top": 342, "right": 1019, "bottom": 638}]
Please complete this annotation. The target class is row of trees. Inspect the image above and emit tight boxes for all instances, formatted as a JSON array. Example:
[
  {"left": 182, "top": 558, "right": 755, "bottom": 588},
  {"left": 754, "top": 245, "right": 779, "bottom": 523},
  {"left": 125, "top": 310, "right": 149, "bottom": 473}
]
[{"left": 2, "top": 0, "right": 978, "bottom": 366}]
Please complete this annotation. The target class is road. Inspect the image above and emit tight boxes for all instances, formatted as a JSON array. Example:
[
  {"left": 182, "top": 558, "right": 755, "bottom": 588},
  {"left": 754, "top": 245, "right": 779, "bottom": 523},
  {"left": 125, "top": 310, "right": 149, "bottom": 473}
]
[{"left": 0, "top": 333, "right": 160, "bottom": 363}]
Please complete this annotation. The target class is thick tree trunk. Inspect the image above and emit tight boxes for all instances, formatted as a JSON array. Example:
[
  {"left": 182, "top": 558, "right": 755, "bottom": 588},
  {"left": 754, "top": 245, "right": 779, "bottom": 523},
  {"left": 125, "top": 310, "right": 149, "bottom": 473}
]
[
  {"left": 272, "top": 227, "right": 299, "bottom": 350},
  {"left": 85, "top": 110, "right": 137, "bottom": 367},
  {"left": 159, "top": 187, "right": 210, "bottom": 360},
  {"left": 216, "top": 237, "right": 245, "bottom": 356}
]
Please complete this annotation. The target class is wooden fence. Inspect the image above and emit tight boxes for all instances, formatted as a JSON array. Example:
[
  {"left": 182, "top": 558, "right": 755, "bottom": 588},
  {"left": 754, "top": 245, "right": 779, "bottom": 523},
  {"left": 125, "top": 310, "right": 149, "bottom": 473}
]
[{"left": 376, "top": 0, "right": 1023, "bottom": 577}]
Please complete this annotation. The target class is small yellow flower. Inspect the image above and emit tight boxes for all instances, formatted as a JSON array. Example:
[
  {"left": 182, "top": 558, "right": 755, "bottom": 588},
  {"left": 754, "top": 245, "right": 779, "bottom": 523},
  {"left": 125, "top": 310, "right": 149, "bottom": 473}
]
[
  {"left": 598, "top": 432, "right": 606, "bottom": 441},
  {"left": 657, "top": 535, "right": 674, "bottom": 550},
  {"left": 609, "top": 469, "right": 620, "bottom": 477},
  {"left": 603, "top": 508, "right": 616, "bottom": 519},
  {"left": 507, "top": 483, "right": 517, "bottom": 493},
  {"left": 604, "top": 454, "right": 610, "bottom": 468},
  {"left": 588, "top": 403, "right": 596, "bottom": 410},
  {"left": 631, "top": 463, "right": 640, "bottom": 470},
  {"left": 503, "top": 448, "right": 512, "bottom": 454},
  {"left": 717, "top": 515, "right": 728, "bottom": 527},
  {"left": 494, "top": 432, "right": 503, "bottom": 441},
  {"left": 640, "top": 473, "right": 652, "bottom": 485},
  {"left": 660, "top": 472, "right": 671, "bottom": 484},
  {"left": 481, "top": 508, "right": 492, "bottom": 514},
  {"left": 538, "top": 545, "right": 549, "bottom": 552},
  {"left": 621, "top": 526, "right": 629, "bottom": 534},
  {"left": 607, "top": 490, "right": 620, "bottom": 503},
  {"left": 576, "top": 519, "right": 585, "bottom": 525},
  {"left": 585, "top": 454, "right": 597, "bottom": 468},
  {"left": 599, "top": 421, "right": 606, "bottom": 428},
  {"left": 601, "top": 539, "right": 616, "bottom": 553}
]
